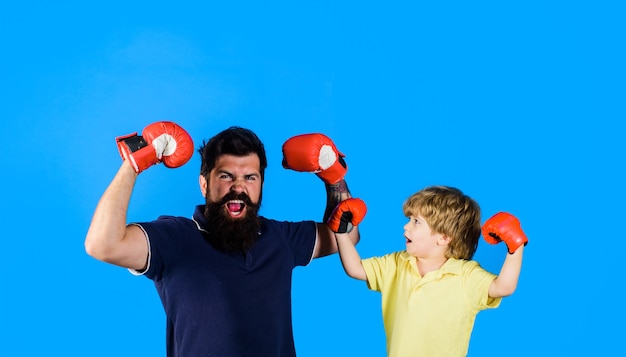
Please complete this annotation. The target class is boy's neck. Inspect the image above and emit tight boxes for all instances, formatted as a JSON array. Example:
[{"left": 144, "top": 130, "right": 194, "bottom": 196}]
[{"left": 414, "top": 256, "right": 448, "bottom": 277}]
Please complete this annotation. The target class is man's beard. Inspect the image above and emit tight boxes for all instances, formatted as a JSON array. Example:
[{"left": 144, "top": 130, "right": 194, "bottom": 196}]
[{"left": 203, "top": 191, "right": 261, "bottom": 255}]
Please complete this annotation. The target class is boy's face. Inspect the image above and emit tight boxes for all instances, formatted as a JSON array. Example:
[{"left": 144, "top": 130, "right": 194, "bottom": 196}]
[{"left": 403, "top": 213, "right": 447, "bottom": 258}]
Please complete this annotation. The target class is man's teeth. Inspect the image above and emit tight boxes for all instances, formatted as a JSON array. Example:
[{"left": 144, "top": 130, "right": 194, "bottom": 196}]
[{"left": 226, "top": 200, "right": 245, "bottom": 213}]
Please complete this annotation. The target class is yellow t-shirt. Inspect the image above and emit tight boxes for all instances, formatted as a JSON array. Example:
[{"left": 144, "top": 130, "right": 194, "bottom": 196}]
[{"left": 362, "top": 252, "right": 501, "bottom": 357}]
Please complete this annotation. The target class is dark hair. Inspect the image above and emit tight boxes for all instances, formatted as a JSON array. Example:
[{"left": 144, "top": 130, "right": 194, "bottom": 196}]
[{"left": 198, "top": 126, "right": 268, "bottom": 179}]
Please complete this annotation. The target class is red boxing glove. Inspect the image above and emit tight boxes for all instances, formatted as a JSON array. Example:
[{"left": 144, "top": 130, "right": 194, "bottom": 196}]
[
  {"left": 116, "top": 121, "right": 194, "bottom": 173},
  {"left": 482, "top": 212, "right": 528, "bottom": 254},
  {"left": 327, "top": 198, "right": 367, "bottom": 233},
  {"left": 282, "top": 133, "right": 347, "bottom": 184}
]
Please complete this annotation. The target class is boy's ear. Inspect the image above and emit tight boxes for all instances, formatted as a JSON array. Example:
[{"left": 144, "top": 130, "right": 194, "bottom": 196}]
[{"left": 438, "top": 235, "right": 452, "bottom": 246}]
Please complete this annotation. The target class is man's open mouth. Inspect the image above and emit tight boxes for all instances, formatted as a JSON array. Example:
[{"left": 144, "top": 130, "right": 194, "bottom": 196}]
[{"left": 225, "top": 200, "right": 246, "bottom": 217}]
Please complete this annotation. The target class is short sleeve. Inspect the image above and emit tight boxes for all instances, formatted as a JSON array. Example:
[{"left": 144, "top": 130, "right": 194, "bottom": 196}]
[
  {"left": 261, "top": 218, "right": 317, "bottom": 267},
  {"left": 127, "top": 215, "right": 197, "bottom": 282},
  {"left": 362, "top": 252, "right": 402, "bottom": 292},
  {"left": 463, "top": 261, "right": 502, "bottom": 310}
]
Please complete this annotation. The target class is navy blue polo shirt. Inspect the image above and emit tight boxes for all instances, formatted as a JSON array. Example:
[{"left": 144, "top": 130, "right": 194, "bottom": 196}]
[{"left": 133, "top": 205, "right": 317, "bottom": 357}]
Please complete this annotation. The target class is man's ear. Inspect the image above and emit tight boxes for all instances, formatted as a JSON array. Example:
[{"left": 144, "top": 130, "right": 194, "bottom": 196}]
[{"left": 199, "top": 175, "right": 207, "bottom": 197}]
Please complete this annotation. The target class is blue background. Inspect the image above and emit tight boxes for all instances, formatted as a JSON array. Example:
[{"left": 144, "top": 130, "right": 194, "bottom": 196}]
[{"left": 2, "top": 1, "right": 624, "bottom": 356}]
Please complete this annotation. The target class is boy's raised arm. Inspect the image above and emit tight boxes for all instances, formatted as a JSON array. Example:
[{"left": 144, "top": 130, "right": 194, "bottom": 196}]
[
  {"left": 328, "top": 198, "right": 368, "bottom": 281},
  {"left": 483, "top": 212, "right": 528, "bottom": 298}
]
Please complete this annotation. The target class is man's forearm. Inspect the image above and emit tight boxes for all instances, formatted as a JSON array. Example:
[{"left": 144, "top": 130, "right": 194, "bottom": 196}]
[
  {"left": 323, "top": 180, "right": 352, "bottom": 222},
  {"left": 85, "top": 161, "right": 137, "bottom": 260}
]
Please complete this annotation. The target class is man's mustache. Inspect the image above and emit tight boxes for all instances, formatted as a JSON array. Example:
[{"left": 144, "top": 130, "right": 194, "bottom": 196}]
[{"left": 218, "top": 192, "right": 254, "bottom": 206}]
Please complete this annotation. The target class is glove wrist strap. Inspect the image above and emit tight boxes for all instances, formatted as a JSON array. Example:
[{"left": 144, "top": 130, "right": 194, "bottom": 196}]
[
  {"left": 120, "top": 135, "right": 148, "bottom": 153},
  {"left": 130, "top": 146, "right": 159, "bottom": 173}
]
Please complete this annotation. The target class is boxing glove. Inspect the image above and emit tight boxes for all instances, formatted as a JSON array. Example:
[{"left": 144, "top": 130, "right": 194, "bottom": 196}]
[
  {"left": 282, "top": 133, "right": 347, "bottom": 184},
  {"left": 327, "top": 198, "right": 367, "bottom": 233},
  {"left": 116, "top": 121, "right": 194, "bottom": 173},
  {"left": 482, "top": 212, "right": 528, "bottom": 254}
]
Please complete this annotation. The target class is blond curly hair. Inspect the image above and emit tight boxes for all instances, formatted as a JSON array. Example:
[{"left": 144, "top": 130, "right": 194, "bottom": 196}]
[{"left": 402, "top": 186, "right": 481, "bottom": 260}]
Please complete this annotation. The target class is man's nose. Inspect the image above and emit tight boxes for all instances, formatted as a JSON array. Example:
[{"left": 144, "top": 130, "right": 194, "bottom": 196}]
[{"left": 230, "top": 179, "right": 246, "bottom": 193}]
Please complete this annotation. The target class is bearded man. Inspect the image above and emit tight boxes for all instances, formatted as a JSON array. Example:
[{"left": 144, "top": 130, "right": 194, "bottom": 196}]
[{"left": 85, "top": 123, "right": 360, "bottom": 357}]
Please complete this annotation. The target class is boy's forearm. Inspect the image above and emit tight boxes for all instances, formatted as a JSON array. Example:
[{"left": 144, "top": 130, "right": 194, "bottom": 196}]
[
  {"left": 335, "top": 233, "right": 367, "bottom": 281},
  {"left": 489, "top": 245, "right": 524, "bottom": 298}
]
